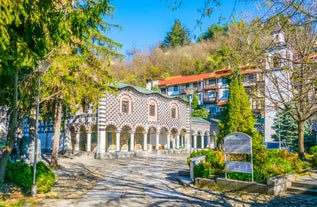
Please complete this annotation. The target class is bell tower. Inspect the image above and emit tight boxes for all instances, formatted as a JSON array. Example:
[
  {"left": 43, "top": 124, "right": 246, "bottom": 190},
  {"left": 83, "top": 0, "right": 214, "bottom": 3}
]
[{"left": 264, "top": 26, "right": 293, "bottom": 142}]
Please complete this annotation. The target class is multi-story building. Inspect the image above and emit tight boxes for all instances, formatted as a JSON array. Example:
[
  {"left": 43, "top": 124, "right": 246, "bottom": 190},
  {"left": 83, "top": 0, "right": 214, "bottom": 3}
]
[{"left": 153, "top": 67, "right": 264, "bottom": 119}]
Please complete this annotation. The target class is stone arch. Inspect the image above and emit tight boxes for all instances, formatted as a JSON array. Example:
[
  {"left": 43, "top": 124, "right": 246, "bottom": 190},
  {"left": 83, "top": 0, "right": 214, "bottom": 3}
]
[
  {"left": 121, "top": 125, "right": 132, "bottom": 151},
  {"left": 196, "top": 130, "right": 204, "bottom": 149},
  {"left": 179, "top": 128, "right": 187, "bottom": 148},
  {"left": 147, "top": 126, "right": 157, "bottom": 150},
  {"left": 106, "top": 125, "right": 117, "bottom": 152},
  {"left": 135, "top": 126, "right": 145, "bottom": 151},
  {"left": 69, "top": 126, "right": 76, "bottom": 152},
  {"left": 159, "top": 127, "right": 169, "bottom": 150},
  {"left": 90, "top": 124, "right": 98, "bottom": 151},
  {"left": 79, "top": 125, "right": 87, "bottom": 151}
]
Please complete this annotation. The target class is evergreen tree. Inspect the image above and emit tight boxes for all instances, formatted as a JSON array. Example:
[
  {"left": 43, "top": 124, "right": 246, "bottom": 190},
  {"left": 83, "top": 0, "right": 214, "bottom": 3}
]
[
  {"left": 198, "top": 24, "right": 228, "bottom": 42},
  {"left": 272, "top": 112, "right": 316, "bottom": 150},
  {"left": 218, "top": 74, "right": 256, "bottom": 144},
  {"left": 162, "top": 19, "right": 191, "bottom": 48}
]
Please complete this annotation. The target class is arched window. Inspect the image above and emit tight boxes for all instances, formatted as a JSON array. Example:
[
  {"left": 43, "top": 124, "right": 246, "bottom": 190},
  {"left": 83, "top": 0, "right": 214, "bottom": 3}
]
[
  {"left": 148, "top": 100, "right": 157, "bottom": 121},
  {"left": 272, "top": 53, "right": 282, "bottom": 69},
  {"left": 120, "top": 95, "right": 132, "bottom": 114},
  {"left": 171, "top": 104, "right": 178, "bottom": 119}
]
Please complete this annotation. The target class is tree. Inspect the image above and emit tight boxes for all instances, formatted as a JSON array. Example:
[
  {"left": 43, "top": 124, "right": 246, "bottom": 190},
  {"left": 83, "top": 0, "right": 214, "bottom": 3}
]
[
  {"left": 272, "top": 111, "right": 315, "bottom": 150},
  {"left": 0, "top": 0, "right": 69, "bottom": 184},
  {"left": 192, "top": 108, "right": 209, "bottom": 118},
  {"left": 263, "top": 16, "right": 317, "bottom": 160},
  {"left": 198, "top": 24, "right": 228, "bottom": 42},
  {"left": 40, "top": 0, "right": 121, "bottom": 168},
  {"left": 161, "top": 19, "right": 191, "bottom": 48},
  {"left": 0, "top": 0, "right": 121, "bottom": 182},
  {"left": 218, "top": 74, "right": 257, "bottom": 144}
]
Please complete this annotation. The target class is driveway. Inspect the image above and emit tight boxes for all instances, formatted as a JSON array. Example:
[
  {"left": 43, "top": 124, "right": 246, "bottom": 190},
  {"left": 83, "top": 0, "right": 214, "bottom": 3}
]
[{"left": 40, "top": 153, "right": 317, "bottom": 207}]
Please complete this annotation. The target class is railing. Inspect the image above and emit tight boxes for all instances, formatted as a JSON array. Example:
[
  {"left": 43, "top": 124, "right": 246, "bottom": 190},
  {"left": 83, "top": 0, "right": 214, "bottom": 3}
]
[
  {"left": 204, "top": 84, "right": 217, "bottom": 90},
  {"left": 204, "top": 97, "right": 218, "bottom": 103}
]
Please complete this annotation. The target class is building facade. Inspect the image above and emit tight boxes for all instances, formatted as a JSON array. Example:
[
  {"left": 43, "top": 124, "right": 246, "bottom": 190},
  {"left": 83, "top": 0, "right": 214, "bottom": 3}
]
[
  {"left": 64, "top": 83, "right": 212, "bottom": 158},
  {"left": 154, "top": 67, "right": 264, "bottom": 119}
]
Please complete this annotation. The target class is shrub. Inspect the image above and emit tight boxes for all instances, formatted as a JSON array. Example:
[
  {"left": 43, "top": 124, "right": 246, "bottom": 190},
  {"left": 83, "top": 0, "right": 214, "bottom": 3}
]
[
  {"left": 5, "top": 161, "right": 56, "bottom": 193},
  {"left": 194, "top": 162, "right": 212, "bottom": 178},
  {"left": 307, "top": 146, "right": 317, "bottom": 154},
  {"left": 35, "top": 161, "right": 56, "bottom": 193},
  {"left": 188, "top": 146, "right": 305, "bottom": 184},
  {"left": 5, "top": 162, "right": 32, "bottom": 188}
]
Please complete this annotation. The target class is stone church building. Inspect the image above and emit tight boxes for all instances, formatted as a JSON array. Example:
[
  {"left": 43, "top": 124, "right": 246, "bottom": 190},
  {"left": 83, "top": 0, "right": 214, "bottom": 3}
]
[{"left": 64, "top": 83, "right": 212, "bottom": 158}]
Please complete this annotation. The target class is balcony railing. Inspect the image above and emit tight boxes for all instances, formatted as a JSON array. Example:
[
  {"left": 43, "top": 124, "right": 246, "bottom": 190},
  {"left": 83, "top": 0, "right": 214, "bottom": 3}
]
[
  {"left": 204, "top": 97, "right": 218, "bottom": 104},
  {"left": 204, "top": 84, "right": 217, "bottom": 90}
]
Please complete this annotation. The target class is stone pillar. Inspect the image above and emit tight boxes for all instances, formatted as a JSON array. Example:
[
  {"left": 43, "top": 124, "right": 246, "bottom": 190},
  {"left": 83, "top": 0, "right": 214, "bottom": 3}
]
[
  {"left": 116, "top": 130, "right": 121, "bottom": 152},
  {"left": 172, "top": 136, "right": 176, "bottom": 149},
  {"left": 193, "top": 134, "right": 197, "bottom": 149},
  {"left": 143, "top": 132, "right": 148, "bottom": 151},
  {"left": 155, "top": 133, "right": 160, "bottom": 150},
  {"left": 185, "top": 133, "right": 191, "bottom": 150},
  {"left": 75, "top": 130, "right": 80, "bottom": 151},
  {"left": 86, "top": 131, "right": 91, "bottom": 152},
  {"left": 201, "top": 135, "right": 204, "bottom": 149},
  {"left": 130, "top": 132, "right": 135, "bottom": 151},
  {"left": 167, "top": 134, "right": 170, "bottom": 149},
  {"left": 176, "top": 134, "right": 180, "bottom": 148},
  {"left": 99, "top": 130, "right": 106, "bottom": 153}
]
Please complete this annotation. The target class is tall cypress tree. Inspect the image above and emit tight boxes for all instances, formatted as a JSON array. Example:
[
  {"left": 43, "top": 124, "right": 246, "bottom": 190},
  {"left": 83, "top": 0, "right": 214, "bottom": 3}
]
[{"left": 218, "top": 74, "right": 256, "bottom": 144}]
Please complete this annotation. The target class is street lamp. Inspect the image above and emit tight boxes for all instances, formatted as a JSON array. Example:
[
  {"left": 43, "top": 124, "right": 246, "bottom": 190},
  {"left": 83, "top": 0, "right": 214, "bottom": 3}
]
[
  {"left": 31, "top": 60, "right": 50, "bottom": 197},
  {"left": 184, "top": 88, "right": 195, "bottom": 154}
]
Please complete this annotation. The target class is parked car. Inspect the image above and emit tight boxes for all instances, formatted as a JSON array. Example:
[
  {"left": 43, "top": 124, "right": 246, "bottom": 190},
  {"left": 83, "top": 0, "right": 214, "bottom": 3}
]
[{"left": 265, "top": 141, "right": 290, "bottom": 153}]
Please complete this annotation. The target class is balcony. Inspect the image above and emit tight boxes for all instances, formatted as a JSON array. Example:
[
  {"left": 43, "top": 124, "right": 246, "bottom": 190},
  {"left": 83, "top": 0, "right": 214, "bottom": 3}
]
[
  {"left": 204, "top": 97, "right": 218, "bottom": 104},
  {"left": 204, "top": 84, "right": 218, "bottom": 90}
]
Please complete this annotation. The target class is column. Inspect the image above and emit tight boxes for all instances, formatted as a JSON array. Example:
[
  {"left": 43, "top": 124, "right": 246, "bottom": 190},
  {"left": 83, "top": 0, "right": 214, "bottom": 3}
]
[
  {"left": 155, "top": 133, "right": 160, "bottom": 150},
  {"left": 99, "top": 129, "right": 106, "bottom": 153},
  {"left": 185, "top": 133, "right": 191, "bottom": 150},
  {"left": 143, "top": 132, "right": 148, "bottom": 151},
  {"left": 176, "top": 134, "right": 180, "bottom": 148},
  {"left": 193, "top": 134, "right": 197, "bottom": 149},
  {"left": 74, "top": 130, "right": 80, "bottom": 151},
  {"left": 86, "top": 131, "right": 91, "bottom": 152},
  {"left": 172, "top": 136, "right": 176, "bottom": 149},
  {"left": 116, "top": 130, "right": 121, "bottom": 152},
  {"left": 201, "top": 135, "right": 204, "bottom": 149},
  {"left": 130, "top": 132, "right": 135, "bottom": 151},
  {"left": 167, "top": 134, "right": 170, "bottom": 149}
]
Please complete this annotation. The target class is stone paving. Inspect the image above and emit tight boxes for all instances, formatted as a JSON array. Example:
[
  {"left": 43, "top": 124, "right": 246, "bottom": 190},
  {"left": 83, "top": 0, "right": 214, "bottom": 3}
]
[{"left": 40, "top": 154, "right": 317, "bottom": 207}]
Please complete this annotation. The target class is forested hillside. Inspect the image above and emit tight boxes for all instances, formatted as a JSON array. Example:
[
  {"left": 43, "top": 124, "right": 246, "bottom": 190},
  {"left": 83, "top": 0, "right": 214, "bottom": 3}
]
[{"left": 109, "top": 20, "right": 271, "bottom": 87}]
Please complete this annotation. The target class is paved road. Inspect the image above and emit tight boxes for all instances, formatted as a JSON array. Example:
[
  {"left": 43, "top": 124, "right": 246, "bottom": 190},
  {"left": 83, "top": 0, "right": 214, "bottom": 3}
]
[{"left": 40, "top": 154, "right": 317, "bottom": 207}]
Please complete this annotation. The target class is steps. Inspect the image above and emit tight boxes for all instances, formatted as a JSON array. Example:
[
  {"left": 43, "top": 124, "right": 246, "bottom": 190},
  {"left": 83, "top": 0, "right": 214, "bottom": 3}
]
[{"left": 287, "top": 171, "right": 317, "bottom": 196}]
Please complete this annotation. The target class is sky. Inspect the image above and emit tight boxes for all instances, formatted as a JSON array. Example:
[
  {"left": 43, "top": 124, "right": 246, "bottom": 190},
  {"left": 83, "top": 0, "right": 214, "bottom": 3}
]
[{"left": 107, "top": 0, "right": 260, "bottom": 57}]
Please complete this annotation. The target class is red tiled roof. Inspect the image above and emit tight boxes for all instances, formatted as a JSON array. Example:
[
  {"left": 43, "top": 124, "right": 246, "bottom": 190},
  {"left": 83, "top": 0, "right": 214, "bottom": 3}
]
[
  {"left": 158, "top": 67, "right": 261, "bottom": 86},
  {"left": 158, "top": 73, "right": 211, "bottom": 86}
]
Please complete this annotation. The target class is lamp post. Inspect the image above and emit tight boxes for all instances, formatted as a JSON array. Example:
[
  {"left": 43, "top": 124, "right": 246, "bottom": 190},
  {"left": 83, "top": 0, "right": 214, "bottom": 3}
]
[
  {"left": 31, "top": 61, "right": 50, "bottom": 197},
  {"left": 184, "top": 88, "right": 195, "bottom": 154}
]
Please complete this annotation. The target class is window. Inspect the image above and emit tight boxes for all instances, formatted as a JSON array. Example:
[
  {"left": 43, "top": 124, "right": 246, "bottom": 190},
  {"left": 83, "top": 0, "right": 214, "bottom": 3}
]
[
  {"left": 149, "top": 104, "right": 156, "bottom": 116},
  {"left": 120, "top": 95, "right": 131, "bottom": 114},
  {"left": 148, "top": 100, "right": 157, "bottom": 121},
  {"left": 171, "top": 104, "right": 178, "bottom": 119},
  {"left": 222, "top": 78, "right": 227, "bottom": 84},
  {"left": 173, "top": 85, "right": 178, "bottom": 92},
  {"left": 223, "top": 90, "right": 229, "bottom": 98},
  {"left": 272, "top": 53, "right": 282, "bottom": 68},
  {"left": 122, "top": 99, "right": 129, "bottom": 113}
]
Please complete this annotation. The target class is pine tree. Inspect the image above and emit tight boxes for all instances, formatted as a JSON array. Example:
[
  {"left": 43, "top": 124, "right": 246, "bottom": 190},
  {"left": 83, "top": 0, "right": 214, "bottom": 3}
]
[
  {"left": 272, "top": 112, "right": 315, "bottom": 150},
  {"left": 218, "top": 74, "right": 256, "bottom": 144},
  {"left": 162, "top": 19, "right": 191, "bottom": 48}
]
